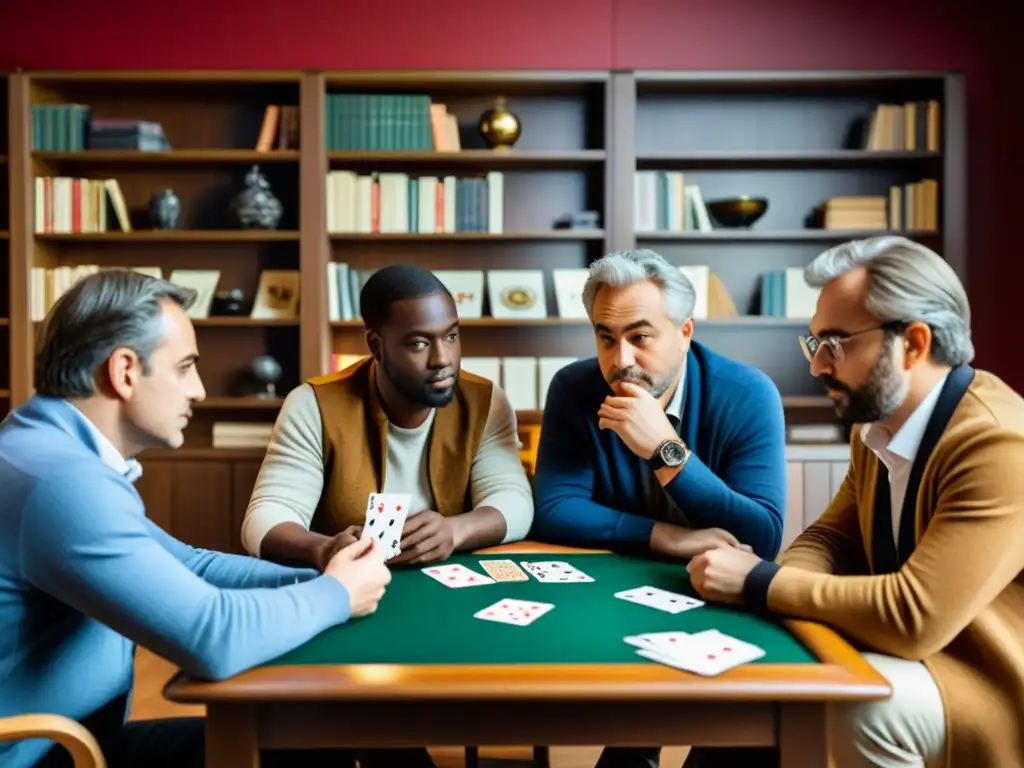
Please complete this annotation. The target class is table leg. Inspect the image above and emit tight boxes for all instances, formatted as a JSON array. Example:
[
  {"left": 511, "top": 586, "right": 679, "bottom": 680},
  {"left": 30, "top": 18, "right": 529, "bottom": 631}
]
[
  {"left": 778, "top": 703, "right": 828, "bottom": 768},
  {"left": 206, "top": 703, "right": 260, "bottom": 767}
]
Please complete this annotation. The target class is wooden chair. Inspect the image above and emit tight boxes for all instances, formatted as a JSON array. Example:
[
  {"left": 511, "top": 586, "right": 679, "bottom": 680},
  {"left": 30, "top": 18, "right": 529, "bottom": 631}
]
[{"left": 0, "top": 714, "right": 106, "bottom": 767}]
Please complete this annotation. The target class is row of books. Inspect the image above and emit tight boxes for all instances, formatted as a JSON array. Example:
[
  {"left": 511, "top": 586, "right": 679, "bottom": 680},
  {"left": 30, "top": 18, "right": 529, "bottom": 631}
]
[
  {"left": 31, "top": 104, "right": 170, "bottom": 152},
  {"left": 325, "top": 170, "right": 502, "bottom": 234},
  {"left": 634, "top": 171, "right": 713, "bottom": 232},
  {"left": 325, "top": 93, "right": 437, "bottom": 152},
  {"left": 33, "top": 176, "right": 131, "bottom": 233},
  {"left": 865, "top": 101, "right": 941, "bottom": 152}
]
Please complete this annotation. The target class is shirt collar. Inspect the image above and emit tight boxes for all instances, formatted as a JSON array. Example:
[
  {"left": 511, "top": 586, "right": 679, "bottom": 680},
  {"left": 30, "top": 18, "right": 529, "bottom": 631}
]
[
  {"left": 66, "top": 403, "right": 144, "bottom": 483},
  {"left": 861, "top": 374, "right": 947, "bottom": 463},
  {"left": 665, "top": 368, "right": 686, "bottom": 425}
]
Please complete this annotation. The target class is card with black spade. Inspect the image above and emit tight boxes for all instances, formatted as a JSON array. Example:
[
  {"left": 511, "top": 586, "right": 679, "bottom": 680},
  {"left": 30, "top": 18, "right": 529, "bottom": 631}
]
[
  {"left": 520, "top": 560, "right": 594, "bottom": 583},
  {"left": 613, "top": 585, "right": 703, "bottom": 614},
  {"left": 360, "top": 493, "right": 410, "bottom": 560}
]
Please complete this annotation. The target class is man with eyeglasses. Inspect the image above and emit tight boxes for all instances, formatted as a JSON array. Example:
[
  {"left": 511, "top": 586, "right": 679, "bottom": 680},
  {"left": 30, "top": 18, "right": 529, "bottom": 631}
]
[{"left": 684, "top": 236, "right": 1024, "bottom": 768}]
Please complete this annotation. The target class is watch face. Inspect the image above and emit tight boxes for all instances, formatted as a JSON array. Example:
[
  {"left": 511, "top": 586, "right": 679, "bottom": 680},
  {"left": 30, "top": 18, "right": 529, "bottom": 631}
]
[{"left": 660, "top": 441, "right": 688, "bottom": 466}]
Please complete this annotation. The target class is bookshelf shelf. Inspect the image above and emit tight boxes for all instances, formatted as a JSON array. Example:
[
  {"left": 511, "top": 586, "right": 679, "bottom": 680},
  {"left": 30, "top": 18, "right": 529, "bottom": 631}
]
[
  {"left": 636, "top": 150, "right": 940, "bottom": 169},
  {"left": 32, "top": 150, "right": 300, "bottom": 164},
  {"left": 328, "top": 231, "right": 604, "bottom": 242},
  {"left": 636, "top": 229, "right": 941, "bottom": 242},
  {"left": 35, "top": 231, "right": 301, "bottom": 242},
  {"left": 327, "top": 150, "right": 606, "bottom": 169},
  {"left": 192, "top": 396, "right": 283, "bottom": 410},
  {"left": 193, "top": 318, "right": 299, "bottom": 327}
]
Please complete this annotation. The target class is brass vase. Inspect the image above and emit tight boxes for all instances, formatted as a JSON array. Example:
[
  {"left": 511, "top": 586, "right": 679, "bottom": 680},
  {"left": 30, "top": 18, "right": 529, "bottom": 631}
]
[{"left": 478, "top": 96, "right": 521, "bottom": 151}]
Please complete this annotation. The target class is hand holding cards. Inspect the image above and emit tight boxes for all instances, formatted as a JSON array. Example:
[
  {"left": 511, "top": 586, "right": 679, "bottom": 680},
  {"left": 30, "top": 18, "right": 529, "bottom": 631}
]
[{"left": 361, "top": 493, "right": 410, "bottom": 561}]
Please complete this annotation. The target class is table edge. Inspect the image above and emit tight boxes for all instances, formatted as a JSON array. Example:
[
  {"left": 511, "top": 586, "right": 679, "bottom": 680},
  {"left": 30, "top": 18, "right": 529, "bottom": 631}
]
[{"left": 163, "top": 542, "right": 891, "bottom": 704}]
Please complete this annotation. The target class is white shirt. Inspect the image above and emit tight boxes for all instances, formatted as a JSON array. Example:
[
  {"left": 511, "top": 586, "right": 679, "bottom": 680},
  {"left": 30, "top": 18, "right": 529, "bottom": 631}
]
[
  {"left": 66, "top": 402, "right": 144, "bottom": 483},
  {"left": 860, "top": 375, "right": 947, "bottom": 543}
]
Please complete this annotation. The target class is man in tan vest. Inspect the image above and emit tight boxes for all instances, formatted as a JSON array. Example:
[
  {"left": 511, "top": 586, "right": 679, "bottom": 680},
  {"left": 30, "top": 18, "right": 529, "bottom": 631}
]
[
  {"left": 242, "top": 264, "right": 533, "bottom": 577},
  {"left": 685, "top": 236, "right": 1024, "bottom": 768}
]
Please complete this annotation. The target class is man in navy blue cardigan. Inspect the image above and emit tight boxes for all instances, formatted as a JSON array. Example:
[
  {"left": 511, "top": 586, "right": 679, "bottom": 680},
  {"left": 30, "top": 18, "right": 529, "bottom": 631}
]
[{"left": 532, "top": 249, "right": 788, "bottom": 768}]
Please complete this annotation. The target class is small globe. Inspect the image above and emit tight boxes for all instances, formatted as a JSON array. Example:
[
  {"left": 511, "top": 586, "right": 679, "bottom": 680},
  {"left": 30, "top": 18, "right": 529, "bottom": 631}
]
[{"left": 252, "top": 355, "right": 282, "bottom": 384}]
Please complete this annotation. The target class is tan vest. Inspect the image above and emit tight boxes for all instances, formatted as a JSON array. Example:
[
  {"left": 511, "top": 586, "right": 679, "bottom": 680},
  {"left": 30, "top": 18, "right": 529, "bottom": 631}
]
[{"left": 306, "top": 357, "right": 493, "bottom": 533}]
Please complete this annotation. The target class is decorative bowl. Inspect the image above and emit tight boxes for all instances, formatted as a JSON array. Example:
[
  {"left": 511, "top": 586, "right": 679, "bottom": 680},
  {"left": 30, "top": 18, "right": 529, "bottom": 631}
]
[{"left": 706, "top": 196, "right": 768, "bottom": 228}]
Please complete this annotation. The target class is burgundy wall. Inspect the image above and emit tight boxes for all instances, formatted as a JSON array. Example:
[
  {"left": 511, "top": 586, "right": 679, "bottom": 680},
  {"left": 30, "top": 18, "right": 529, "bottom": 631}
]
[{"left": 0, "top": 0, "right": 1013, "bottom": 385}]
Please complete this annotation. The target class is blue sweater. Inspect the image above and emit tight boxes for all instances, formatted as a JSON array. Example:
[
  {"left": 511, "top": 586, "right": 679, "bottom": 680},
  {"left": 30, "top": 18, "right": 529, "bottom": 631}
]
[
  {"left": 0, "top": 396, "right": 353, "bottom": 768},
  {"left": 532, "top": 342, "right": 787, "bottom": 560}
]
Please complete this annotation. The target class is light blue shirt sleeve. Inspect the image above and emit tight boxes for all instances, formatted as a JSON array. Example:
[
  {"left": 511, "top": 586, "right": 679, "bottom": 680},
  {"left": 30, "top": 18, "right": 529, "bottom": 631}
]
[
  {"left": 145, "top": 519, "right": 320, "bottom": 588},
  {"left": 19, "top": 471, "right": 353, "bottom": 681}
]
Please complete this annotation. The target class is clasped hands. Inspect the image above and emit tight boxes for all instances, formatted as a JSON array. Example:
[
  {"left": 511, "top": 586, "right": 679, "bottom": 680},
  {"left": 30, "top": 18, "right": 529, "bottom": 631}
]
[{"left": 315, "top": 510, "right": 456, "bottom": 571}]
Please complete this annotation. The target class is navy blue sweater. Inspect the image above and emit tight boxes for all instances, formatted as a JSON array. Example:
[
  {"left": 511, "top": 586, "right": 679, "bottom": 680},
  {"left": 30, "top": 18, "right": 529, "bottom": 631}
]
[{"left": 532, "top": 341, "right": 787, "bottom": 560}]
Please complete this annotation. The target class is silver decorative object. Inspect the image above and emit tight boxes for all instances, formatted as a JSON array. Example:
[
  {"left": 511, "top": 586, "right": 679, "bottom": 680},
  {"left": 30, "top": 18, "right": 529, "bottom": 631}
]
[
  {"left": 150, "top": 190, "right": 181, "bottom": 229},
  {"left": 252, "top": 354, "right": 282, "bottom": 398},
  {"left": 232, "top": 165, "right": 283, "bottom": 229}
]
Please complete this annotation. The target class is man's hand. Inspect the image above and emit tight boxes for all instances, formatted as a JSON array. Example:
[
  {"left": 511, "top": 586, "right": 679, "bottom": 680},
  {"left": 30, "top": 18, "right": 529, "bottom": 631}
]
[
  {"left": 598, "top": 382, "right": 678, "bottom": 459},
  {"left": 323, "top": 537, "right": 392, "bottom": 618},
  {"left": 313, "top": 525, "right": 363, "bottom": 572},
  {"left": 687, "top": 546, "right": 763, "bottom": 605},
  {"left": 650, "top": 521, "right": 753, "bottom": 560},
  {"left": 388, "top": 511, "right": 456, "bottom": 566}
]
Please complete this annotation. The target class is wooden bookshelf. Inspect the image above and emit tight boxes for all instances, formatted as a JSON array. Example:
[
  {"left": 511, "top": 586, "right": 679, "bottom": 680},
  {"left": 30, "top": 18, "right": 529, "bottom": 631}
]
[
  {"left": 0, "top": 69, "right": 967, "bottom": 554},
  {"left": 1, "top": 74, "right": 8, "bottom": 420},
  {"left": 628, "top": 70, "right": 964, "bottom": 402}
]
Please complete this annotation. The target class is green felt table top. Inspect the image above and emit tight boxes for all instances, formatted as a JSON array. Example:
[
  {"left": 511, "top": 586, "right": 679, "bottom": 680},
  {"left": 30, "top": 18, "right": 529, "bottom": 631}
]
[{"left": 270, "top": 552, "right": 816, "bottom": 667}]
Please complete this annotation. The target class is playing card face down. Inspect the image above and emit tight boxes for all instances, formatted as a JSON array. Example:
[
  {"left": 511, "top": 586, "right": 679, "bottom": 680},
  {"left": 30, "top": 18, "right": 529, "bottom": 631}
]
[
  {"left": 421, "top": 563, "right": 495, "bottom": 588},
  {"left": 628, "top": 630, "right": 766, "bottom": 676},
  {"left": 614, "top": 585, "right": 703, "bottom": 614},
  {"left": 474, "top": 598, "right": 554, "bottom": 626},
  {"left": 479, "top": 559, "right": 529, "bottom": 582},
  {"left": 361, "top": 493, "right": 410, "bottom": 560},
  {"left": 520, "top": 560, "right": 595, "bottom": 583}
]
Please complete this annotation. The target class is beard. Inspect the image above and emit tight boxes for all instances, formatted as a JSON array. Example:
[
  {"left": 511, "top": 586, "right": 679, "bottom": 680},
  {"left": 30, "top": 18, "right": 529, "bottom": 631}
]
[
  {"left": 822, "top": 336, "right": 908, "bottom": 425},
  {"left": 381, "top": 350, "right": 458, "bottom": 408},
  {"left": 607, "top": 356, "right": 682, "bottom": 401}
]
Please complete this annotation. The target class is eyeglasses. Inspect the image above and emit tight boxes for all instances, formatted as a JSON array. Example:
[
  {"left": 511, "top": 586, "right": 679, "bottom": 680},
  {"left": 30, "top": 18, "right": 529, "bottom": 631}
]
[{"left": 798, "top": 321, "right": 906, "bottom": 364}]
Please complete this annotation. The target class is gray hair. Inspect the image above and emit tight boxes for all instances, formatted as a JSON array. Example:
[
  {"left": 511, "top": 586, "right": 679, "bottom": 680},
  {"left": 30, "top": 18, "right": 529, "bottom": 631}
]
[
  {"left": 582, "top": 249, "right": 696, "bottom": 327},
  {"left": 804, "top": 236, "right": 973, "bottom": 367},
  {"left": 35, "top": 268, "right": 197, "bottom": 398}
]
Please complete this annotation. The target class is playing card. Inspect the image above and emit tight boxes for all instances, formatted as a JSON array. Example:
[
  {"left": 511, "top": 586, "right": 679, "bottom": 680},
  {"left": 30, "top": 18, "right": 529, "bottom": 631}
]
[
  {"left": 421, "top": 563, "right": 494, "bottom": 588},
  {"left": 613, "top": 585, "right": 703, "bottom": 614},
  {"left": 360, "top": 493, "right": 410, "bottom": 560},
  {"left": 520, "top": 560, "right": 595, "bottom": 583},
  {"left": 623, "top": 631, "right": 693, "bottom": 654},
  {"left": 479, "top": 559, "right": 529, "bottom": 582},
  {"left": 474, "top": 598, "right": 554, "bottom": 626},
  {"left": 636, "top": 630, "right": 765, "bottom": 676}
]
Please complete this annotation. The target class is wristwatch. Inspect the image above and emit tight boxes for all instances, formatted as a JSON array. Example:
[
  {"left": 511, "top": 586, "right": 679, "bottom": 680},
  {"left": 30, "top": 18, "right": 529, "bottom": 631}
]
[{"left": 648, "top": 438, "right": 691, "bottom": 471}]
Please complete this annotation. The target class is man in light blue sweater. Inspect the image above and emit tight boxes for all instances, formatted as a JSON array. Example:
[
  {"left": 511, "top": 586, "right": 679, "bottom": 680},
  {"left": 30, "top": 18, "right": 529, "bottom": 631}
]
[{"left": 0, "top": 269, "right": 393, "bottom": 768}]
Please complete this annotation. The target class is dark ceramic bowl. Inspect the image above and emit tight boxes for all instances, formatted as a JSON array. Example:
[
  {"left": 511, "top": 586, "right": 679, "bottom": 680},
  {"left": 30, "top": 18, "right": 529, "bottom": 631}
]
[{"left": 706, "top": 196, "right": 768, "bottom": 228}]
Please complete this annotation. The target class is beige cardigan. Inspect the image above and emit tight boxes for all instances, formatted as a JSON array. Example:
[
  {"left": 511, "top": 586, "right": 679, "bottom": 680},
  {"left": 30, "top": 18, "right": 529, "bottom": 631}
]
[{"left": 770, "top": 369, "right": 1024, "bottom": 768}]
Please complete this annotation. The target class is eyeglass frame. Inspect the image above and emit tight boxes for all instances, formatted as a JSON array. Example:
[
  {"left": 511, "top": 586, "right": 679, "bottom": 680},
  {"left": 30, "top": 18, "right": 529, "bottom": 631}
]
[{"left": 798, "top": 320, "right": 909, "bottom": 364}]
